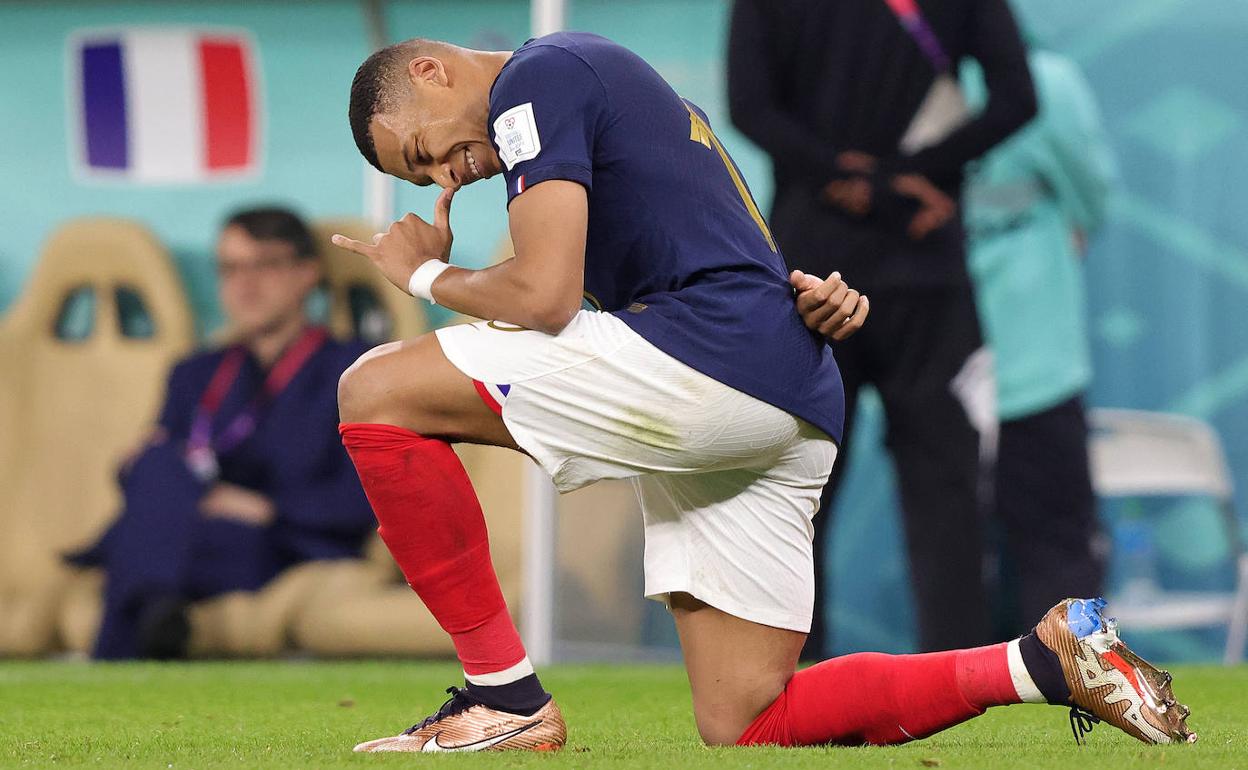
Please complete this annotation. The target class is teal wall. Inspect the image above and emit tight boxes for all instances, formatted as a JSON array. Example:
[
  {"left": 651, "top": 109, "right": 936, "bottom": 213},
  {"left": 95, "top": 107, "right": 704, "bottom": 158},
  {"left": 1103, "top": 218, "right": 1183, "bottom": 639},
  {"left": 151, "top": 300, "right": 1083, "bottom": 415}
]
[
  {"left": 0, "top": 2, "right": 372, "bottom": 333},
  {"left": 1009, "top": 0, "right": 1248, "bottom": 659},
  {"left": 2, "top": 0, "right": 1245, "bottom": 659},
  {"left": 0, "top": 0, "right": 755, "bottom": 334}
]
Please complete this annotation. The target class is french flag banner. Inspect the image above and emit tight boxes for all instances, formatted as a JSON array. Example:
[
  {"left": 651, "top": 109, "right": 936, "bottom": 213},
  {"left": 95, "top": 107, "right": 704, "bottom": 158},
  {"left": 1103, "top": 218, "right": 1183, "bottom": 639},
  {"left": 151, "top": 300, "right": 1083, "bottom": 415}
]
[{"left": 70, "top": 28, "right": 260, "bottom": 183}]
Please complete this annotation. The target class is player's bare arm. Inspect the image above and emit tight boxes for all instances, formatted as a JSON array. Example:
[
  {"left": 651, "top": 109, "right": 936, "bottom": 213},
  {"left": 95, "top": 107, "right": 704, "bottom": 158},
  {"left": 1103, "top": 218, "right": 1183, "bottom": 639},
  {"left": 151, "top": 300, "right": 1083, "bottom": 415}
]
[{"left": 331, "top": 181, "right": 588, "bottom": 335}]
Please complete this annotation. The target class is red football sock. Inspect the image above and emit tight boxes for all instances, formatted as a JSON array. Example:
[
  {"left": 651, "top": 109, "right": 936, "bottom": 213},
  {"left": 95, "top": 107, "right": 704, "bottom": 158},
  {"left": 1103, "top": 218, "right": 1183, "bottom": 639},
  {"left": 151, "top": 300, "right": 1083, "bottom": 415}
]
[
  {"left": 339, "top": 422, "right": 527, "bottom": 677},
  {"left": 738, "top": 645, "right": 1020, "bottom": 747}
]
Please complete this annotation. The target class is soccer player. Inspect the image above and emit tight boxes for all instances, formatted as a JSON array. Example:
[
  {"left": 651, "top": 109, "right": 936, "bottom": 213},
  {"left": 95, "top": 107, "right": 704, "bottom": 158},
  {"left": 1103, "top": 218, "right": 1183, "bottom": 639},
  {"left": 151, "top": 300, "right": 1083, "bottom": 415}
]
[{"left": 331, "top": 32, "right": 1195, "bottom": 752}]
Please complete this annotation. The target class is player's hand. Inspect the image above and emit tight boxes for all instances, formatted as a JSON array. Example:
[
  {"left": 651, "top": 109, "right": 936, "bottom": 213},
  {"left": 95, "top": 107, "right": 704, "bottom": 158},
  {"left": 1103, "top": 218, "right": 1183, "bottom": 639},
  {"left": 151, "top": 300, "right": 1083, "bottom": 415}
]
[
  {"left": 791, "top": 269, "right": 870, "bottom": 341},
  {"left": 892, "top": 174, "right": 956, "bottom": 241},
  {"left": 330, "top": 187, "right": 456, "bottom": 294},
  {"left": 200, "top": 483, "right": 276, "bottom": 527}
]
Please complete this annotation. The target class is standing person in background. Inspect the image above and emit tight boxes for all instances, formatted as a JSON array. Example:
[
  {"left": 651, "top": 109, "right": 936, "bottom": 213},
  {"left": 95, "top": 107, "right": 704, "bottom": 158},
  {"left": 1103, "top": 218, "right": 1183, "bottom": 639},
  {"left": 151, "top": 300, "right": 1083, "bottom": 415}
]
[
  {"left": 962, "top": 45, "right": 1117, "bottom": 633},
  {"left": 728, "top": 0, "right": 1037, "bottom": 657},
  {"left": 68, "top": 207, "right": 375, "bottom": 659}
]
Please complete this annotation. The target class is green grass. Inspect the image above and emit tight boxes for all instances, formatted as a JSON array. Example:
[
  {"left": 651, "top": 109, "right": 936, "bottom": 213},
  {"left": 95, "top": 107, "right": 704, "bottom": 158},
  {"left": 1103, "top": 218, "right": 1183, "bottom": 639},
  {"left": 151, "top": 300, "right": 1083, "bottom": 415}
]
[{"left": 1, "top": 661, "right": 1244, "bottom": 769}]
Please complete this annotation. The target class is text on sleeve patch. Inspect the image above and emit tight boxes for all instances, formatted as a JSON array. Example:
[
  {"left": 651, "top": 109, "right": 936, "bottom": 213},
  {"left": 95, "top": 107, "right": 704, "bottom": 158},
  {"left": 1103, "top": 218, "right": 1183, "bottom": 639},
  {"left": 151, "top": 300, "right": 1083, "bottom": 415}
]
[{"left": 493, "top": 102, "right": 542, "bottom": 171}]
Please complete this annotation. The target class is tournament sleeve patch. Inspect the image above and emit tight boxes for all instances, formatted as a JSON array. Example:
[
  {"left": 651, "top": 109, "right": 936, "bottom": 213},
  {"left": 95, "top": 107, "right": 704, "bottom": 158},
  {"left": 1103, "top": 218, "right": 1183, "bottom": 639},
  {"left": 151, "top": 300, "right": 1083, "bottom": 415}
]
[{"left": 492, "top": 102, "right": 542, "bottom": 171}]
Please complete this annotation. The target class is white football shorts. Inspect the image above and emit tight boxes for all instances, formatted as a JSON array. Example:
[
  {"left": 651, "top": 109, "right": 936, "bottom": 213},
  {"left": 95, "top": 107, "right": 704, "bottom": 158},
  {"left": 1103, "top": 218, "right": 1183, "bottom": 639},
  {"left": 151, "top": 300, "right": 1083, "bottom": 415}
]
[{"left": 435, "top": 310, "right": 837, "bottom": 632}]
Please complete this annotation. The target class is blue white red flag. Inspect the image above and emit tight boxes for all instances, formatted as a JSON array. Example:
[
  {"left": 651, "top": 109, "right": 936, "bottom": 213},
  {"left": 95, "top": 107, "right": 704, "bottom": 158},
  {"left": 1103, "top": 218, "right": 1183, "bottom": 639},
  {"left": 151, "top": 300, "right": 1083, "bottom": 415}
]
[{"left": 71, "top": 28, "right": 258, "bottom": 183}]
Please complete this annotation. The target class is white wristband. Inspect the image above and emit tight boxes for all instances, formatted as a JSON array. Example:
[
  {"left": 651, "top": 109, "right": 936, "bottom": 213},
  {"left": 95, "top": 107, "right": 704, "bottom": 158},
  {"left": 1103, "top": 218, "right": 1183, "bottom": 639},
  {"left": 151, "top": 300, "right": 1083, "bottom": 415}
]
[{"left": 407, "top": 260, "right": 451, "bottom": 303}]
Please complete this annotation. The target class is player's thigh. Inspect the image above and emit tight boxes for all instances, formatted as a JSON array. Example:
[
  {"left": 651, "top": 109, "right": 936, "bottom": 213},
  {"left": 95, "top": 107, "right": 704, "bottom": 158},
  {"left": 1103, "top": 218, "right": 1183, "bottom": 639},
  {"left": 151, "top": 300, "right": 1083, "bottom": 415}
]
[
  {"left": 337, "top": 332, "right": 517, "bottom": 448},
  {"left": 671, "top": 592, "right": 804, "bottom": 746}
]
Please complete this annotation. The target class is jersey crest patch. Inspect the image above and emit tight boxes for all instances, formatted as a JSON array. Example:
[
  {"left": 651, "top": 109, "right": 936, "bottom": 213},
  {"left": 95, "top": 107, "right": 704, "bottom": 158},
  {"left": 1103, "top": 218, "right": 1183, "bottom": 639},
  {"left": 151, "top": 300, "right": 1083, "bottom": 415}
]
[{"left": 493, "top": 102, "right": 541, "bottom": 171}]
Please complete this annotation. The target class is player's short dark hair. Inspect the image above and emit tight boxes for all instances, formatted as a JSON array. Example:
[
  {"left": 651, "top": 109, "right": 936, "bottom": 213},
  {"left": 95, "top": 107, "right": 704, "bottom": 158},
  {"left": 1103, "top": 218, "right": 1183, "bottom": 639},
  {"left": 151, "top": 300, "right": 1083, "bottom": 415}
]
[
  {"left": 348, "top": 38, "right": 436, "bottom": 172},
  {"left": 223, "top": 206, "right": 317, "bottom": 260}
]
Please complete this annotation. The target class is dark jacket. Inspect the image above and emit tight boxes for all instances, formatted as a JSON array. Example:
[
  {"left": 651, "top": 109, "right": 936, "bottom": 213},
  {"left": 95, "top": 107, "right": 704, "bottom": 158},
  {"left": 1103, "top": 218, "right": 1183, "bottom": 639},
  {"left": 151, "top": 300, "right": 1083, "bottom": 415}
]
[
  {"left": 153, "top": 332, "right": 374, "bottom": 563},
  {"left": 728, "top": 0, "right": 1037, "bottom": 288}
]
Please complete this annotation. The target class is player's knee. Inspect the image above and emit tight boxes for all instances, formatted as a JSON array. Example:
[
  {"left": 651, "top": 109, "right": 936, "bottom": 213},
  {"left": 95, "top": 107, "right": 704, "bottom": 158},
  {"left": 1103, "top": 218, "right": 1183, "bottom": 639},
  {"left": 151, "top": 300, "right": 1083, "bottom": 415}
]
[
  {"left": 697, "top": 726, "right": 742, "bottom": 747},
  {"left": 338, "top": 344, "right": 398, "bottom": 423},
  {"left": 336, "top": 360, "right": 370, "bottom": 423},
  {"left": 689, "top": 692, "right": 760, "bottom": 746},
  {"left": 689, "top": 674, "right": 793, "bottom": 746},
  {"left": 692, "top": 708, "right": 750, "bottom": 747}
]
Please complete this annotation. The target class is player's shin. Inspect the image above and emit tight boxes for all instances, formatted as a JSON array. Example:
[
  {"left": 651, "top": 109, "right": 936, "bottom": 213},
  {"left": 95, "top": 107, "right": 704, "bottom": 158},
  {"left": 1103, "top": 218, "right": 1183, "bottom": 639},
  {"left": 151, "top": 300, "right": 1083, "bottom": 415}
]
[
  {"left": 339, "top": 422, "right": 548, "bottom": 714},
  {"left": 738, "top": 643, "right": 1041, "bottom": 747}
]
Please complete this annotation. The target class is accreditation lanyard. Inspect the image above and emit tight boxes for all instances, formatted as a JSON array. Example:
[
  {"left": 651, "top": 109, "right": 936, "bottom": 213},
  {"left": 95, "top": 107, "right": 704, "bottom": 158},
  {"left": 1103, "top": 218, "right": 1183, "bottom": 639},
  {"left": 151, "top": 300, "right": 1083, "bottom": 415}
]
[
  {"left": 185, "top": 326, "right": 328, "bottom": 481},
  {"left": 882, "top": 0, "right": 951, "bottom": 73}
]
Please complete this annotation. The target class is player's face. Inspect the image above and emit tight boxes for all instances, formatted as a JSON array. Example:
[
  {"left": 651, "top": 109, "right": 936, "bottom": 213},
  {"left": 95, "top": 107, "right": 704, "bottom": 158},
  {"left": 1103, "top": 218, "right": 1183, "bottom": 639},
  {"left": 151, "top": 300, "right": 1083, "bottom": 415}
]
[
  {"left": 215, "top": 226, "right": 319, "bottom": 338},
  {"left": 369, "top": 63, "right": 503, "bottom": 189}
]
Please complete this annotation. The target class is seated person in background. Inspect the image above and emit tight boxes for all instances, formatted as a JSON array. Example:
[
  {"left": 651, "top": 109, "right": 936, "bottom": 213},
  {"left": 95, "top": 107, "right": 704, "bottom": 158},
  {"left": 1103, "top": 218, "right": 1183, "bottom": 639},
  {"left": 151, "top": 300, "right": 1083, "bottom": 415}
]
[{"left": 68, "top": 207, "right": 374, "bottom": 659}]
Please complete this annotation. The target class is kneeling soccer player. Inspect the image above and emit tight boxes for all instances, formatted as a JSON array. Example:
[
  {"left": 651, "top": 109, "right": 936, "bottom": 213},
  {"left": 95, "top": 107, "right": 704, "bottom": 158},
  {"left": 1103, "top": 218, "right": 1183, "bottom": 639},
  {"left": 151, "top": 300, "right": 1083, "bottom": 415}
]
[{"left": 331, "top": 32, "right": 1195, "bottom": 751}]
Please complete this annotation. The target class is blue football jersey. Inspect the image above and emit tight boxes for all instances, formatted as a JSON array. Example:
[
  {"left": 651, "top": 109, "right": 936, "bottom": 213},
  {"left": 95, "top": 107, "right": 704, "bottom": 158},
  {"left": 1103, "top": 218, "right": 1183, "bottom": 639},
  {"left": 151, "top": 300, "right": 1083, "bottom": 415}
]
[{"left": 488, "top": 32, "right": 844, "bottom": 442}]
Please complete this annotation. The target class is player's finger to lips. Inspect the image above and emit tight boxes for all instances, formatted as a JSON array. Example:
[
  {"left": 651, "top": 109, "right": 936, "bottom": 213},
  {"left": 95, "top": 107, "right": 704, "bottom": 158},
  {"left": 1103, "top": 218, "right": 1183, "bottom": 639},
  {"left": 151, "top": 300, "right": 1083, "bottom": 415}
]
[{"left": 434, "top": 187, "right": 456, "bottom": 229}]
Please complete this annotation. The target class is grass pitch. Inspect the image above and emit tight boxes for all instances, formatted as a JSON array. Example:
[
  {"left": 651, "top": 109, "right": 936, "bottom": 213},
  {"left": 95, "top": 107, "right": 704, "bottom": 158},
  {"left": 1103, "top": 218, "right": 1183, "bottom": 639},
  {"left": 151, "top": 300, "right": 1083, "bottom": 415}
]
[{"left": 1, "top": 660, "right": 1244, "bottom": 768}]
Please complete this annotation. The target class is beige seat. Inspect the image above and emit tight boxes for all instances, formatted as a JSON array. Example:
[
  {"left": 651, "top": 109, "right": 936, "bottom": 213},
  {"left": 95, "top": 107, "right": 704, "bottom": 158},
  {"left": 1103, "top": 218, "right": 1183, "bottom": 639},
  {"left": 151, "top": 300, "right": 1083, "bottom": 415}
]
[{"left": 0, "top": 218, "right": 194, "bottom": 656}]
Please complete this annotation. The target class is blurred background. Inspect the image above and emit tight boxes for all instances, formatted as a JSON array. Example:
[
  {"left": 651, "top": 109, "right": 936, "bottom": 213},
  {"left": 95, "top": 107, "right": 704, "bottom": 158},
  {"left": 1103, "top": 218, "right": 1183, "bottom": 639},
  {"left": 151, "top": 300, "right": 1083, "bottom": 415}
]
[{"left": 1, "top": 0, "right": 1246, "bottom": 665}]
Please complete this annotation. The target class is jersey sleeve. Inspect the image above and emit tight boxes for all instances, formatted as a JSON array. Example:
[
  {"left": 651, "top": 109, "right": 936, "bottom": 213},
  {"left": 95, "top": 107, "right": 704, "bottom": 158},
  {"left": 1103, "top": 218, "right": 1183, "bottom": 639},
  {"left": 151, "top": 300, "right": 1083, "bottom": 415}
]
[{"left": 490, "top": 45, "right": 606, "bottom": 204}]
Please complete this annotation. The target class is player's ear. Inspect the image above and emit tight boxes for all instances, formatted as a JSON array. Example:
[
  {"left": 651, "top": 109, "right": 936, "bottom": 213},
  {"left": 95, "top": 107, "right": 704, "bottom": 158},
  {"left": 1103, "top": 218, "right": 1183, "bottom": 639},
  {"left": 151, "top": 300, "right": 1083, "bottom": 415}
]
[{"left": 407, "top": 56, "right": 448, "bottom": 87}]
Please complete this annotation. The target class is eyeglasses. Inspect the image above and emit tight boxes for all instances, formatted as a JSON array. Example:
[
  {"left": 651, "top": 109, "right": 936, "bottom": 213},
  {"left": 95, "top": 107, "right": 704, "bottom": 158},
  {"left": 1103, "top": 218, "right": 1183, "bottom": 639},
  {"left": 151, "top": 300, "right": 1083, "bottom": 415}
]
[{"left": 216, "top": 255, "right": 301, "bottom": 280}]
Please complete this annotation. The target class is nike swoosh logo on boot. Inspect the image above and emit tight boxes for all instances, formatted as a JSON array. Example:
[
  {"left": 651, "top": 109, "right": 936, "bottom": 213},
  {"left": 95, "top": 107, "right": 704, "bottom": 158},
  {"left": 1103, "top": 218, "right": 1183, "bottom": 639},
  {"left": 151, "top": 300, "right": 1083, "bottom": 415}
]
[{"left": 422, "top": 720, "right": 541, "bottom": 752}]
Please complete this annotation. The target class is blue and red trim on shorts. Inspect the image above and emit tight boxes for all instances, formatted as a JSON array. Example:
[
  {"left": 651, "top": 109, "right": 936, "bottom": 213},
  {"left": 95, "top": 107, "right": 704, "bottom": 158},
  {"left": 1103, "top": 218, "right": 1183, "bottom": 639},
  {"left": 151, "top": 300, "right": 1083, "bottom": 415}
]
[{"left": 472, "top": 380, "right": 511, "bottom": 416}]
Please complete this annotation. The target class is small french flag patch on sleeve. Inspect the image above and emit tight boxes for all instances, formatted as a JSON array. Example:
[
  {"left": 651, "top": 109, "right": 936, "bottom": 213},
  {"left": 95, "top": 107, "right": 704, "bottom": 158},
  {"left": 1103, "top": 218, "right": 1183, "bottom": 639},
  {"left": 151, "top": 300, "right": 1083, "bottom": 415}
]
[
  {"left": 514, "top": 175, "right": 526, "bottom": 195},
  {"left": 71, "top": 27, "right": 259, "bottom": 183}
]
